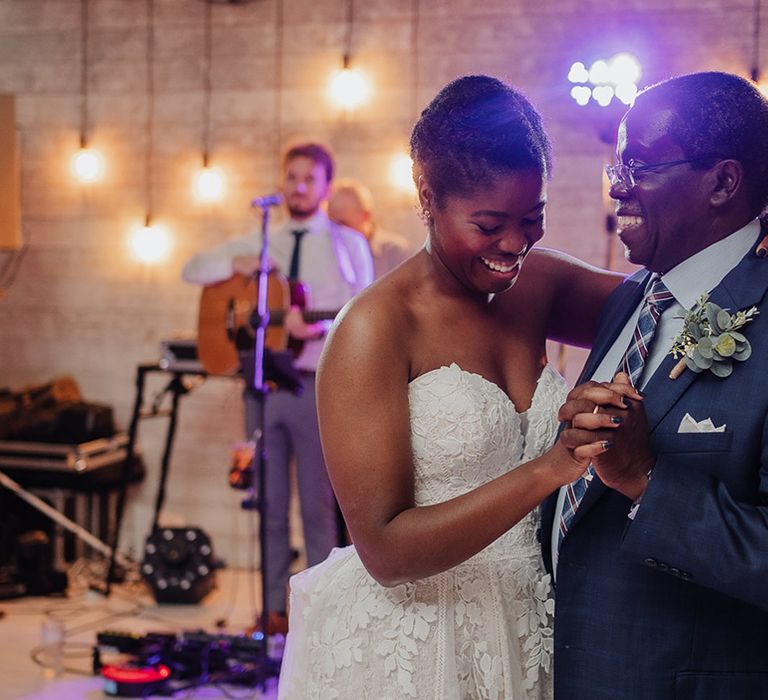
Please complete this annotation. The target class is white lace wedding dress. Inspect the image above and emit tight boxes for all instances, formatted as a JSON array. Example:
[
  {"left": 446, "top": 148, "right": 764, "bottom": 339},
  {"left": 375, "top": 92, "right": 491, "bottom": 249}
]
[{"left": 278, "top": 363, "right": 566, "bottom": 700}]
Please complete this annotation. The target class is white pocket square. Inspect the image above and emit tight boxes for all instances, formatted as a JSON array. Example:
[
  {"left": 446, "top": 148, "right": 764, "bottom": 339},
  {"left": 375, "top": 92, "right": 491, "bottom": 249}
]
[{"left": 677, "top": 412, "right": 726, "bottom": 433}]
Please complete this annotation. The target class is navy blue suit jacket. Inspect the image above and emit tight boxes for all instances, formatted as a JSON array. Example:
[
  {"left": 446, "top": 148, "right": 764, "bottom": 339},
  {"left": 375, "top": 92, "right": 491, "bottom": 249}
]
[{"left": 540, "top": 237, "right": 768, "bottom": 699}]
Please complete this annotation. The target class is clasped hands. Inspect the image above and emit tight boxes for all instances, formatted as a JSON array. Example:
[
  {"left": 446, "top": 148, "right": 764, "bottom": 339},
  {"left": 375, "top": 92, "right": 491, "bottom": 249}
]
[{"left": 558, "top": 372, "right": 656, "bottom": 501}]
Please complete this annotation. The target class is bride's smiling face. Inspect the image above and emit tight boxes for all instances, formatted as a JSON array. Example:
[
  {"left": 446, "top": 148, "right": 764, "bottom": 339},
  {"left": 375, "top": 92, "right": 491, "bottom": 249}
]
[{"left": 424, "top": 168, "right": 547, "bottom": 296}]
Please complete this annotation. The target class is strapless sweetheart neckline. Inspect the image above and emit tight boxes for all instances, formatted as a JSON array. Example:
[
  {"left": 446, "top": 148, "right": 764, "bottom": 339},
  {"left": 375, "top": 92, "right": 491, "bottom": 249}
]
[{"left": 410, "top": 362, "right": 559, "bottom": 415}]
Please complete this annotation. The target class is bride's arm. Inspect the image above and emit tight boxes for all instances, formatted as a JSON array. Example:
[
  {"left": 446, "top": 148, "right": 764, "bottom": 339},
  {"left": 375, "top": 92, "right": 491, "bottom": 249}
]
[
  {"left": 524, "top": 248, "right": 625, "bottom": 348},
  {"left": 317, "top": 289, "right": 626, "bottom": 588}
]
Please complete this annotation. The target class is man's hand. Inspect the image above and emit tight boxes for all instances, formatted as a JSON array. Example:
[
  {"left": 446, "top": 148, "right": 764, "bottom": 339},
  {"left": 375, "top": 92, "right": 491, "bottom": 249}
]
[
  {"left": 560, "top": 373, "right": 655, "bottom": 500},
  {"left": 284, "top": 307, "right": 327, "bottom": 340}
]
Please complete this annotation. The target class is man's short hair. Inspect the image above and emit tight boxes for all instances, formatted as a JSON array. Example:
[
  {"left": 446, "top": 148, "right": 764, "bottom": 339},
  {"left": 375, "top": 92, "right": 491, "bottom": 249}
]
[
  {"left": 637, "top": 72, "right": 768, "bottom": 216},
  {"left": 283, "top": 143, "right": 335, "bottom": 183}
]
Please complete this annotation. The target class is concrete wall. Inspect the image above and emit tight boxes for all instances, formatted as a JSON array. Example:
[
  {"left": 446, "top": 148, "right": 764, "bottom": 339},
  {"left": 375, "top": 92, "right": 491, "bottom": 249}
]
[{"left": 0, "top": 0, "right": 760, "bottom": 565}]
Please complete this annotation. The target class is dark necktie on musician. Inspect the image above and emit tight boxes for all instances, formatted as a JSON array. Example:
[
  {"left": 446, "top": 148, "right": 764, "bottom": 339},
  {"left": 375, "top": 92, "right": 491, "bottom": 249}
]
[{"left": 288, "top": 229, "right": 308, "bottom": 280}]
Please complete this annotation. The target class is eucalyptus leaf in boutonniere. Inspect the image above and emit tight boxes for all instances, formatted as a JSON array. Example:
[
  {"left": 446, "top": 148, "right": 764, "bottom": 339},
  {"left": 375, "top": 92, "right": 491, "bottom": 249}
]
[{"left": 669, "top": 294, "right": 760, "bottom": 379}]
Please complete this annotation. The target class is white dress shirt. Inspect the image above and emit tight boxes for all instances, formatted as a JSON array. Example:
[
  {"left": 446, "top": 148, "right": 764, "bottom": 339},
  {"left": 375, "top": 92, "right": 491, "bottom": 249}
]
[
  {"left": 182, "top": 210, "right": 373, "bottom": 372},
  {"left": 550, "top": 218, "right": 761, "bottom": 576}
]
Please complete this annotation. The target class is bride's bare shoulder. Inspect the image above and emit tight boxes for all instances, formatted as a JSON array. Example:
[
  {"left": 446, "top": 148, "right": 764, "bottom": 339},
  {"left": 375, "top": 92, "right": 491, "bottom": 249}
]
[{"left": 326, "top": 255, "right": 423, "bottom": 356}]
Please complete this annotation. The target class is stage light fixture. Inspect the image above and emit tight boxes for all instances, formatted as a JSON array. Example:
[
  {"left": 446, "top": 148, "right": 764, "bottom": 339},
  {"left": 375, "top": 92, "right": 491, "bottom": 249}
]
[
  {"left": 567, "top": 62, "right": 590, "bottom": 83},
  {"left": 568, "top": 53, "right": 641, "bottom": 108},
  {"left": 141, "top": 527, "right": 216, "bottom": 604}
]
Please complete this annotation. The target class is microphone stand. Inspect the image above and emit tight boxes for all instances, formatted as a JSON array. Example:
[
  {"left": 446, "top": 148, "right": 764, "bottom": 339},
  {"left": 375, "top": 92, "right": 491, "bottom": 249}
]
[{"left": 242, "top": 199, "right": 282, "bottom": 687}]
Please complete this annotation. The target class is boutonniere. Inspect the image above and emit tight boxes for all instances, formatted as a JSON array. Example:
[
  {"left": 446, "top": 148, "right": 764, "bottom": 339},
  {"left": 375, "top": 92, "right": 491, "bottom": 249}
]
[{"left": 669, "top": 293, "right": 760, "bottom": 379}]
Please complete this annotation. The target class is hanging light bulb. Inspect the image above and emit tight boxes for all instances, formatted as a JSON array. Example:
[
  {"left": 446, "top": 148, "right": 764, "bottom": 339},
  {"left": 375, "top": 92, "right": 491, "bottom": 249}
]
[
  {"left": 71, "top": 142, "right": 104, "bottom": 182},
  {"left": 194, "top": 4, "right": 224, "bottom": 203},
  {"left": 194, "top": 160, "right": 225, "bottom": 202},
  {"left": 329, "top": 57, "right": 370, "bottom": 109},
  {"left": 329, "top": 0, "right": 370, "bottom": 110},
  {"left": 130, "top": 216, "right": 171, "bottom": 264},
  {"left": 389, "top": 151, "right": 416, "bottom": 193},
  {"left": 72, "top": 1, "right": 104, "bottom": 183}
]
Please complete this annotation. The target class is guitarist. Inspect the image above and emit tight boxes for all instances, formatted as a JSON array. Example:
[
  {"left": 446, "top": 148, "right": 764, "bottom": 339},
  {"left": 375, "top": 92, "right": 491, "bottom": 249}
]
[{"left": 182, "top": 142, "right": 374, "bottom": 633}]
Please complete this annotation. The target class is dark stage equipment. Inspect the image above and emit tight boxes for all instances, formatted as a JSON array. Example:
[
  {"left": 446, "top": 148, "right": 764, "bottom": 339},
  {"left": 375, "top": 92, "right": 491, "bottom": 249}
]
[{"left": 140, "top": 527, "right": 216, "bottom": 604}]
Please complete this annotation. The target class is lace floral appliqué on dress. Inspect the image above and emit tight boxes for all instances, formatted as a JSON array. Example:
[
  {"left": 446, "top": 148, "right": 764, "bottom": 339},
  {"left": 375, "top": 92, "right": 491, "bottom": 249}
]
[{"left": 278, "top": 363, "right": 566, "bottom": 699}]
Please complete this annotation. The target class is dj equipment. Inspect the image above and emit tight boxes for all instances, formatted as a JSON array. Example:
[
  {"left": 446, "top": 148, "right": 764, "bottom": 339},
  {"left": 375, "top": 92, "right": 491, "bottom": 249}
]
[
  {"left": 94, "top": 628, "right": 268, "bottom": 696},
  {"left": 140, "top": 527, "right": 217, "bottom": 604}
]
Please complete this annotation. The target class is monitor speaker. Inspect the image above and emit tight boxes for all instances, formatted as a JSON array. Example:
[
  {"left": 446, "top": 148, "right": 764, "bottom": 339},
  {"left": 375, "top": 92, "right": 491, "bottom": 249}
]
[{"left": 140, "top": 527, "right": 216, "bottom": 604}]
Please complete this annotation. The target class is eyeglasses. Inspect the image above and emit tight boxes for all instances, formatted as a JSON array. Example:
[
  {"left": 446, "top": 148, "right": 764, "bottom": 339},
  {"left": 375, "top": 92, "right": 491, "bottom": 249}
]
[{"left": 605, "top": 156, "right": 724, "bottom": 189}]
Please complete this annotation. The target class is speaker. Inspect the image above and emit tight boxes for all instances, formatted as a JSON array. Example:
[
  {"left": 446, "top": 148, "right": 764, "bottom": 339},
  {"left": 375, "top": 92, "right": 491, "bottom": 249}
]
[
  {"left": 0, "top": 94, "right": 21, "bottom": 251},
  {"left": 140, "top": 528, "right": 216, "bottom": 604}
]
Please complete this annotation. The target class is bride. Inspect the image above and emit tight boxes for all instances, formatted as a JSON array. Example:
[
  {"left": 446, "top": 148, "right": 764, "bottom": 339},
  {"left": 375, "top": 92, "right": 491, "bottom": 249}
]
[{"left": 277, "top": 75, "right": 634, "bottom": 699}]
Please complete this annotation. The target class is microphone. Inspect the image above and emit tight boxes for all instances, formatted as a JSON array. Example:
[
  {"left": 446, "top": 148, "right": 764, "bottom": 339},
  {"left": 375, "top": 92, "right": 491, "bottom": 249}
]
[{"left": 250, "top": 193, "right": 283, "bottom": 208}]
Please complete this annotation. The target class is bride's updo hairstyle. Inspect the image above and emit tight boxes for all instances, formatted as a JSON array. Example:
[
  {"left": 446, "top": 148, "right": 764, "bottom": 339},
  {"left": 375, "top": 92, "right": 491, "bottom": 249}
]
[{"left": 410, "top": 75, "right": 552, "bottom": 210}]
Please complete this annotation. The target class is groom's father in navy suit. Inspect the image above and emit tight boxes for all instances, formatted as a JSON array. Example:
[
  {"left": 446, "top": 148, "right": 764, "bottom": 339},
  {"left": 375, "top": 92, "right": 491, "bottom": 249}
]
[{"left": 543, "top": 71, "right": 768, "bottom": 699}]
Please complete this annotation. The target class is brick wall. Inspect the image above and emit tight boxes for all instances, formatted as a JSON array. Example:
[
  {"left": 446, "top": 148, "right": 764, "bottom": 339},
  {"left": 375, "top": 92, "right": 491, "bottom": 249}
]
[{"left": 0, "top": 0, "right": 758, "bottom": 564}]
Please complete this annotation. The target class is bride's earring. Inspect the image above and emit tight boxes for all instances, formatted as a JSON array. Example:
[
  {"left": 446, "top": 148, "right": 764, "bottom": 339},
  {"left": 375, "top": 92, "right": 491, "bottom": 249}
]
[{"left": 418, "top": 205, "right": 433, "bottom": 226}]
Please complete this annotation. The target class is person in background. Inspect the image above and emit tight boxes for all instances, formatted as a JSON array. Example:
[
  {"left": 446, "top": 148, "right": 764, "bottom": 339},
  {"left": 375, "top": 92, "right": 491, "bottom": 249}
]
[
  {"left": 182, "top": 142, "right": 373, "bottom": 634},
  {"left": 328, "top": 177, "right": 415, "bottom": 278}
]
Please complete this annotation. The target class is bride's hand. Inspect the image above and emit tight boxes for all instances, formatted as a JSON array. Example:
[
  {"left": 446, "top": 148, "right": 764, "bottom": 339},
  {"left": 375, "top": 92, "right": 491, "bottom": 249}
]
[
  {"left": 554, "top": 373, "right": 643, "bottom": 480},
  {"left": 546, "top": 438, "right": 611, "bottom": 485},
  {"left": 558, "top": 373, "right": 642, "bottom": 425}
]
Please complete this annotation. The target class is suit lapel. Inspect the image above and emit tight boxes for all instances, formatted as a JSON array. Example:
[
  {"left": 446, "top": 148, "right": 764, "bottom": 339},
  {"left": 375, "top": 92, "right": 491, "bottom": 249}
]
[{"left": 641, "top": 246, "right": 768, "bottom": 432}]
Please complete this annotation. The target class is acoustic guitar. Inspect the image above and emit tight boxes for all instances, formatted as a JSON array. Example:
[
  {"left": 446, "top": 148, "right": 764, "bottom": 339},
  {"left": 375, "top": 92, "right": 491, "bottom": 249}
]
[{"left": 196, "top": 272, "right": 338, "bottom": 376}]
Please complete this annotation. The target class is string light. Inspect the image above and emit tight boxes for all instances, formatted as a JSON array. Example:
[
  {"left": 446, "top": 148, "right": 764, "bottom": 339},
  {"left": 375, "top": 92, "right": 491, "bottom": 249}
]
[
  {"left": 72, "top": 0, "right": 104, "bottom": 183},
  {"left": 389, "top": 152, "right": 416, "bottom": 193},
  {"left": 71, "top": 141, "right": 104, "bottom": 182},
  {"left": 130, "top": 217, "right": 171, "bottom": 264},
  {"left": 194, "top": 163, "right": 225, "bottom": 201},
  {"left": 133, "top": 0, "right": 172, "bottom": 265},
  {"left": 194, "top": 0, "right": 225, "bottom": 202},
  {"left": 385, "top": 0, "right": 421, "bottom": 199},
  {"left": 750, "top": 0, "right": 768, "bottom": 96},
  {"left": 328, "top": 63, "right": 370, "bottom": 109},
  {"left": 328, "top": 0, "right": 370, "bottom": 110}
]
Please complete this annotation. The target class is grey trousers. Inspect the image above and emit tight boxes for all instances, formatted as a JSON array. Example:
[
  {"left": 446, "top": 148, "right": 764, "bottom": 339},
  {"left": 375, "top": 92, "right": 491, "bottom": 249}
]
[{"left": 245, "top": 373, "right": 340, "bottom": 612}]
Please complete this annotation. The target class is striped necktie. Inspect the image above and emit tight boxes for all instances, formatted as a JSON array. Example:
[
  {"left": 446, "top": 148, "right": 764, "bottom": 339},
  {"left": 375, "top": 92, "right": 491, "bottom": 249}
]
[{"left": 557, "top": 276, "right": 676, "bottom": 548}]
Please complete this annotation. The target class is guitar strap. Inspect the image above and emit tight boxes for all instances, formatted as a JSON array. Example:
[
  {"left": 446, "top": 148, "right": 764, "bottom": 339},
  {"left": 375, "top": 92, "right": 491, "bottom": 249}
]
[{"left": 328, "top": 220, "right": 358, "bottom": 293}]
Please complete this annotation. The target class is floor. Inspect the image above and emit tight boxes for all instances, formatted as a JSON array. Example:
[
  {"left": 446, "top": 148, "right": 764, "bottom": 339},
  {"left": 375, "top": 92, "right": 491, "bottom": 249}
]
[{"left": 0, "top": 564, "right": 281, "bottom": 700}]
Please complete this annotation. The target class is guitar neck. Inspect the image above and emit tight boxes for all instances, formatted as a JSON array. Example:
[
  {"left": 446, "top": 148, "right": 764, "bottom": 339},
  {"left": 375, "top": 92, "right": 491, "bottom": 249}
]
[{"left": 270, "top": 310, "right": 338, "bottom": 325}]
